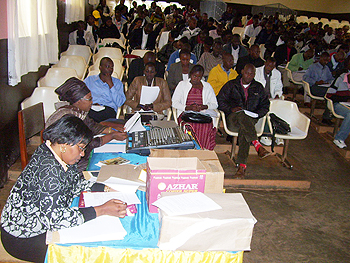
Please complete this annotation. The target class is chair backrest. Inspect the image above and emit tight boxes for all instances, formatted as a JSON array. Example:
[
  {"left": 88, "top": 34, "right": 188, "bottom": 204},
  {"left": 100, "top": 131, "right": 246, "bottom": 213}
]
[
  {"left": 101, "top": 38, "right": 126, "bottom": 49},
  {"left": 88, "top": 57, "right": 124, "bottom": 79},
  {"left": 21, "top": 87, "right": 59, "bottom": 121},
  {"left": 86, "top": 70, "right": 120, "bottom": 79},
  {"left": 158, "top": 31, "right": 170, "bottom": 51},
  {"left": 268, "top": 100, "right": 309, "bottom": 132},
  {"left": 56, "top": 55, "right": 87, "bottom": 79},
  {"left": 324, "top": 96, "right": 344, "bottom": 119},
  {"left": 93, "top": 47, "right": 123, "bottom": 63},
  {"left": 61, "top": 45, "right": 92, "bottom": 64},
  {"left": 37, "top": 67, "right": 79, "bottom": 88},
  {"left": 18, "top": 102, "right": 45, "bottom": 170},
  {"left": 232, "top": 27, "right": 245, "bottom": 38},
  {"left": 302, "top": 80, "right": 324, "bottom": 100},
  {"left": 259, "top": 44, "right": 266, "bottom": 59}
]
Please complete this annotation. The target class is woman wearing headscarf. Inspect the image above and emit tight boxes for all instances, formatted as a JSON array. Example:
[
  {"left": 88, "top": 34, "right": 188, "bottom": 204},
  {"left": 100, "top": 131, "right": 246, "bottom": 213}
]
[
  {"left": 46, "top": 77, "right": 127, "bottom": 171},
  {"left": 1, "top": 115, "right": 126, "bottom": 263}
]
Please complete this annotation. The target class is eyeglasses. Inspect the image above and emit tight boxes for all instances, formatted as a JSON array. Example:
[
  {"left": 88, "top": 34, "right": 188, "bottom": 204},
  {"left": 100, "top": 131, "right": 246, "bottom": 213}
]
[
  {"left": 81, "top": 97, "right": 92, "bottom": 101},
  {"left": 76, "top": 144, "right": 87, "bottom": 152}
]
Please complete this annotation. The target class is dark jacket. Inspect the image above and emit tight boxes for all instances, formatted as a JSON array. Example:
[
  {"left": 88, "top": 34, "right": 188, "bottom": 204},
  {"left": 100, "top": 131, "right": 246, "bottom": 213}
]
[
  {"left": 274, "top": 44, "right": 297, "bottom": 66},
  {"left": 127, "top": 58, "right": 165, "bottom": 86},
  {"left": 98, "top": 24, "right": 120, "bottom": 39},
  {"left": 327, "top": 56, "right": 345, "bottom": 77},
  {"left": 223, "top": 43, "right": 248, "bottom": 62},
  {"left": 129, "top": 28, "right": 157, "bottom": 50},
  {"left": 217, "top": 76, "right": 270, "bottom": 118},
  {"left": 235, "top": 55, "right": 265, "bottom": 75}
]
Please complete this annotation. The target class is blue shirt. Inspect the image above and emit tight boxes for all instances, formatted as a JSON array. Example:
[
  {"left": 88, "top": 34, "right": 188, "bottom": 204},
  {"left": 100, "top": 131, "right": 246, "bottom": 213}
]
[
  {"left": 303, "top": 62, "right": 334, "bottom": 86},
  {"left": 166, "top": 50, "right": 197, "bottom": 71},
  {"left": 84, "top": 75, "right": 126, "bottom": 112}
]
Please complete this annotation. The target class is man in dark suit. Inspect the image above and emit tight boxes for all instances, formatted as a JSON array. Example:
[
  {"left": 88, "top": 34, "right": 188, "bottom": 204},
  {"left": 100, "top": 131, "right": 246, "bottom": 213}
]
[
  {"left": 274, "top": 38, "right": 297, "bottom": 66},
  {"left": 127, "top": 51, "right": 165, "bottom": 86},
  {"left": 235, "top": 44, "right": 265, "bottom": 75},
  {"left": 129, "top": 23, "right": 157, "bottom": 51}
]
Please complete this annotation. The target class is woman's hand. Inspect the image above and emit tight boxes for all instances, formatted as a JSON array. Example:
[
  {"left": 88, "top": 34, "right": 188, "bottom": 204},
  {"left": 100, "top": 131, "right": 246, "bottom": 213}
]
[
  {"left": 112, "top": 131, "right": 127, "bottom": 141},
  {"left": 94, "top": 199, "right": 127, "bottom": 218},
  {"left": 185, "top": 103, "right": 201, "bottom": 112}
]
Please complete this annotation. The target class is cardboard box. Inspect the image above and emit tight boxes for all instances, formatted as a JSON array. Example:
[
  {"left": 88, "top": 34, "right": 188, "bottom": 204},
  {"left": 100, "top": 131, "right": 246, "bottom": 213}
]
[
  {"left": 146, "top": 157, "right": 206, "bottom": 213},
  {"left": 149, "top": 149, "right": 224, "bottom": 193},
  {"left": 158, "top": 193, "right": 257, "bottom": 251}
]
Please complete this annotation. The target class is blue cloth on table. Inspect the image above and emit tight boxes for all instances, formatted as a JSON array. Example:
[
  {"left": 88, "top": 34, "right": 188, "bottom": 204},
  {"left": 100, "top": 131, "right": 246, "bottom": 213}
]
[
  {"left": 64, "top": 190, "right": 159, "bottom": 250},
  {"left": 88, "top": 152, "right": 148, "bottom": 170}
]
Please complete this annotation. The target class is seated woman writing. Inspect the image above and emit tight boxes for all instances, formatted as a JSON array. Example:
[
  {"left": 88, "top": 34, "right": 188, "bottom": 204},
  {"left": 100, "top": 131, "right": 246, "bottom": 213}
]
[
  {"left": 0, "top": 115, "right": 127, "bottom": 263},
  {"left": 172, "top": 65, "right": 218, "bottom": 150},
  {"left": 125, "top": 62, "right": 171, "bottom": 113},
  {"left": 46, "top": 77, "right": 127, "bottom": 171}
]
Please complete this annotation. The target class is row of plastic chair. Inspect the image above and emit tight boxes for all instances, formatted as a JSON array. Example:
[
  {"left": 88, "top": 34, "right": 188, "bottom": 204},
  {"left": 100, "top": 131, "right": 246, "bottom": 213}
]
[
  {"left": 220, "top": 100, "right": 310, "bottom": 169},
  {"left": 296, "top": 16, "right": 350, "bottom": 29}
]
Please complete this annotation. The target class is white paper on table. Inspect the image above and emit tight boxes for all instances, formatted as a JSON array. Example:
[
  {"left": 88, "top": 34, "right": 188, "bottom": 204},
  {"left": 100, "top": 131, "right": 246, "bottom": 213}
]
[
  {"left": 103, "top": 176, "right": 145, "bottom": 193},
  {"left": 57, "top": 215, "right": 127, "bottom": 244},
  {"left": 152, "top": 192, "right": 222, "bottom": 216},
  {"left": 91, "top": 105, "right": 105, "bottom": 111},
  {"left": 94, "top": 143, "right": 126, "bottom": 153},
  {"left": 318, "top": 83, "right": 331, "bottom": 88},
  {"left": 243, "top": 110, "right": 258, "bottom": 118},
  {"left": 83, "top": 192, "right": 141, "bottom": 207},
  {"left": 140, "top": 85, "right": 160, "bottom": 105},
  {"left": 124, "top": 112, "right": 146, "bottom": 133}
]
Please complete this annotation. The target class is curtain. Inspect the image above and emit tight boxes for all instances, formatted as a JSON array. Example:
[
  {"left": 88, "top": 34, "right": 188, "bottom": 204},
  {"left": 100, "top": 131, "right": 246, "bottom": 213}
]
[
  {"left": 7, "top": 0, "right": 59, "bottom": 86},
  {"left": 65, "top": 0, "right": 85, "bottom": 24}
]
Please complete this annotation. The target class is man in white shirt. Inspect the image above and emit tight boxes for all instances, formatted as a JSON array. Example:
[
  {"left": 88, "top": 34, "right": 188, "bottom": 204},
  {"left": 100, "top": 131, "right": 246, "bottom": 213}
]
[
  {"left": 243, "top": 15, "right": 262, "bottom": 46},
  {"left": 177, "top": 17, "right": 201, "bottom": 40},
  {"left": 69, "top": 21, "right": 95, "bottom": 50},
  {"left": 324, "top": 27, "right": 335, "bottom": 45}
]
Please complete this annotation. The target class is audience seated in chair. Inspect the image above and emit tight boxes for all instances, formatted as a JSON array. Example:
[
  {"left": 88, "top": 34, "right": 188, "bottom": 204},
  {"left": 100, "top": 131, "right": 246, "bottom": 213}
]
[
  {"left": 326, "top": 62, "right": 350, "bottom": 149},
  {"left": 167, "top": 49, "right": 194, "bottom": 94},
  {"left": 217, "top": 64, "right": 271, "bottom": 179},
  {"left": 98, "top": 16, "right": 121, "bottom": 40},
  {"left": 127, "top": 51, "right": 165, "bottom": 86},
  {"left": 235, "top": 44, "right": 265, "bottom": 75},
  {"left": 327, "top": 50, "right": 346, "bottom": 77},
  {"left": 198, "top": 38, "right": 224, "bottom": 79},
  {"left": 223, "top": 34, "right": 248, "bottom": 68},
  {"left": 125, "top": 62, "right": 171, "bottom": 113},
  {"left": 207, "top": 52, "right": 238, "bottom": 96},
  {"left": 84, "top": 57, "right": 125, "bottom": 122},
  {"left": 69, "top": 20, "right": 95, "bottom": 50},
  {"left": 129, "top": 23, "right": 157, "bottom": 51},
  {"left": 303, "top": 52, "right": 334, "bottom": 125},
  {"left": 167, "top": 40, "right": 197, "bottom": 71},
  {"left": 274, "top": 38, "right": 297, "bottom": 66}
]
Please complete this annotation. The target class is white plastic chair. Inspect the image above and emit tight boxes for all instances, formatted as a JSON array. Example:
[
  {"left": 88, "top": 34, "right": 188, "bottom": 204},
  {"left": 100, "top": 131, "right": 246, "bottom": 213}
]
[
  {"left": 21, "top": 87, "right": 59, "bottom": 121},
  {"left": 320, "top": 18, "right": 330, "bottom": 25},
  {"left": 88, "top": 58, "right": 125, "bottom": 80},
  {"left": 157, "top": 31, "right": 170, "bottom": 51},
  {"left": 93, "top": 47, "right": 124, "bottom": 63},
  {"left": 324, "top": 96, "right": 344, "bottom": 136},
  {"left": 53, "top": 55, "right": 87, "bottom": 80},
  {"left": 101, "top": 38, "right": 126, "bottom": 49},
  {"left": 259, "top": 44, "right": 266, "bottom": 60},
  {"left": 37, "top": 67, "right": 79, "bottom": 88},
  {"left": 126, "top": 49, "right": 150, "bottom": 71},
  {"left": 308, "top": 17, "right": 320, "bottom": 24},
  {"left": 285, "top": 62, "right": 304, "bottom": 101},
  {"left": 302, "top": 80, "right": 325, "bottom": 119},
  {"left": 61, "top": 45, "right": 92, "bottom": 65},
  {"left": 220, "top": 110, "right": 266, "bottom": 163},
  {"left": 296, "top": 16, "right": 308, "bottom": 23},
  {"left": 267, "top": 100, "right": 310, "bottom": 169},
  {"left": 232, "top": 27, "right": 245, "bottom": 38}
]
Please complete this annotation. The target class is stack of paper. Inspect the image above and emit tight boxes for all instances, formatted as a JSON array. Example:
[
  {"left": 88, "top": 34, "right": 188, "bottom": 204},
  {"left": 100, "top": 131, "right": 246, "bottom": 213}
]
[
  {"left": 83, "top": 192, "right": 141, "bottom": 207},
  {"left": 56, "top": 215, "right": 127, "bottom": 244}
]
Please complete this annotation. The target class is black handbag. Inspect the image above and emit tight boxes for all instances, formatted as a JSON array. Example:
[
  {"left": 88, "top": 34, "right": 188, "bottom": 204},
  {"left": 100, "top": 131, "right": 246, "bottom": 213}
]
[
  {"left": 269, "top": 113, "right": 291, "bottom": 151},
  {"left": 181, "top": 112, "right": 212, "bottom": 123}
]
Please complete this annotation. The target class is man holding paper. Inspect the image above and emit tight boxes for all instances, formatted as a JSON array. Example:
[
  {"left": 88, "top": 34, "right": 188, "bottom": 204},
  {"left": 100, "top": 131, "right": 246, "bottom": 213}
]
[
  {"left": 217, "top": 64, "right": 271, "bottom": 179},
  {"left": 125, "top": 62, "right": 172, "bottom": 113}
]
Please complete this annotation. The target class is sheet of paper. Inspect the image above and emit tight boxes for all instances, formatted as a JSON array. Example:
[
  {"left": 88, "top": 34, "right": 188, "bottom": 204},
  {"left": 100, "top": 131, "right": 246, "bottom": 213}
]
[
  {"left": 124, "top": 112, "right": 146, "bottom": 133},
  {"left": 340, "top": 102, "right": 350, "bottom": 107},
  {"left": 57, "top": 215, "right": 127, "bottom": 244},
  {"left": 152, "top": 192, "right": 222, "bottom": 216},
  {"left": 319, "top": 83, "right": 331, "bottom": 87},
  {"left": 200, "top": 109, "right": 219, "bottom": 118},
  {"left": 94, "top": 143, "right": 126, "bottom": 153},
  {"left": 83, "top": 192, "right": 141, "bottom": 207},
  {"left": 91, "top": 105, "right": 105, "bottom": 112},
  {"left": 243, "top": 110, "right": 258, "bottom": 118},
  {"left": 140, "top": 86, "right": 160, "bottom": 105},
  {"left": 103, "top": 176, "right": 145, "bottom": 193}
]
